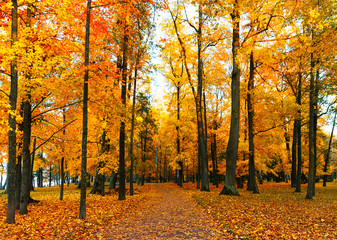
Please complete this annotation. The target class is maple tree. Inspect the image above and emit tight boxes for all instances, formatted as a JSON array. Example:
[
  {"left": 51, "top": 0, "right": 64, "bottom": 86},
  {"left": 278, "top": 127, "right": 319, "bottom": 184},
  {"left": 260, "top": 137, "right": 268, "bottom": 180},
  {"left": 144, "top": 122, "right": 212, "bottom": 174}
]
[{"left": 0, "top": 0, "right": 337, "bottom": 237}]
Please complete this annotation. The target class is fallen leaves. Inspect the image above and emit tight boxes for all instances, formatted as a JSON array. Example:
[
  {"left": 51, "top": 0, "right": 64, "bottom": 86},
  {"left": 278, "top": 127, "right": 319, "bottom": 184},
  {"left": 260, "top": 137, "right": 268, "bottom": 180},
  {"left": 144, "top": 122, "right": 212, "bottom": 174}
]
[
  {"left": 0, "top": 184, "right": 150, "bottom": 239},
  {"left": 184, "top": 182, "right": 337, "bottom": 239}
]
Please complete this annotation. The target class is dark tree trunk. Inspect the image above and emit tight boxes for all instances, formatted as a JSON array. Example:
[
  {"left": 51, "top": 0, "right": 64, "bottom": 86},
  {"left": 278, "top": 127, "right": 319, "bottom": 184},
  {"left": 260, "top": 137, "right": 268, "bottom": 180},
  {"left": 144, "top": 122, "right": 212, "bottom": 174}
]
[
  {"left": 246, "top": 52, "right": 259, "bottom": 194},
  {"left": 306, "top": 53, "right": 316, "bottom": 200},
  {"left": 129, "top": 66, "right": 138, "bottom": 196},
  {"left": 49, "top": 164, "right": 52, "bottom": 187},
  {"left": 79, "top": 0, "right": 91, "bottom": 219},
  {"left": 197, "top": 152, "right": 201, "bottom": 189},
  {"left": 20, "top": 99, "right": 32, "bottom": 215},
  {"left": 7, "top": 0, "right": 19, "bottom": 224},
  {"left": 323, "top": 113, "right": 336, "bottom": 187},
  {"left": 20, "top": 3, "right": 33, "bottom": 215},
  {"left": 313, "top": 69, "right": 319, "bottom": 195},
  {"left": 15, "top": 154, "right": 21, "bottom": 210},
  {"left": 295, "top": 73, "right": 302, "bottom": 193},
  {"left": 291, "top": 120, "right": 297, "bottom": 188},
  {"left": 109, "top": 171, "right": 117, "bottom": 190},
  {"left": 284, "top": 125, "right": 291, "bottom": 183},
  {"left": 196, "top": 5, "right": 209, "bottom": 192},
  {"left": 211, "top": 120, "right": 218, "bottom": 187},
  {"left": 176, "top": 84, "right": 183, "bottom": 187},
  {"left": 141, "top": 128, "right": 147, "bottom": 186},
  {"left": 60, "top": 157, "right": 65, "bottom": 200},
  {"left": 60, "top": 110, "right": 66, "bottom": 200},
  {"left": 30, "top": 137, "right": 36, "bottom": 191},
  {"left": 220, "top": 0, "right": 240, "bottom": 196},
  {"left": 118, "top": 25, "right": 128, "bottom": 201}
]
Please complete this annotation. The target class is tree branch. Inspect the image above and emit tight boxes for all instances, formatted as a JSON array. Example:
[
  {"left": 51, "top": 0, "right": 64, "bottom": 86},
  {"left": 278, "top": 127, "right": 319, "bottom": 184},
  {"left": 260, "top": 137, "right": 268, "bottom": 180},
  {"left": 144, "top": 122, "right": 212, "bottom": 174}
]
[
  {"left": 32, "top": 100, "right": 82, "bottom": 120},
  {"left": 32, "top": 119, "right": 77, "bottom": 154},
  {"left": 31, "top": 92, "right": 52, "bottom": 114}
]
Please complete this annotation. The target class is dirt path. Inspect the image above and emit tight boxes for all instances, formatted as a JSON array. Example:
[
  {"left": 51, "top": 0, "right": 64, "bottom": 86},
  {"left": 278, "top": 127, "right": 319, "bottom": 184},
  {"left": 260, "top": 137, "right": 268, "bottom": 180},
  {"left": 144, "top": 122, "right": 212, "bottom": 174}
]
[{"left": 108, "top": 184, "right": 228, "bottom": 239}]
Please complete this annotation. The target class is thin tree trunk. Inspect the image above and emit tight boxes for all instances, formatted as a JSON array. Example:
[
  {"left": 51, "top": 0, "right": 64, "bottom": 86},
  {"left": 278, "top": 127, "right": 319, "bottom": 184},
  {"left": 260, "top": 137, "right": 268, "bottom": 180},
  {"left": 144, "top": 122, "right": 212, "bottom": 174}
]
[
  {"left": 211, "top": 120, "right": 218, "bottom": 186},
  {"left": 176, "top": 84, "right": 183, "bottom": 187},
  {"left": 79, "top": 0, "right": 91, "bottom": 219},
  {"left": 129, "top": 66, "right": 138, "bottom": 196},
  {"left": 30, "top": 137, "right": 36, "bottom": 191},
  {"left": 15, "top": 153, "right": 21, "bottom": 210},
  {"left": 291, "top": 120, "right": 297, "bottom": 188},
  {"left": 295, "top": 73, "right": 302, "bottom": 193},
  {"left": 313, "top": 69, "right": 319, "bottom": 196},
  {"left": 246, "top": 51, "right": 259, "bottom": 194},
  {"left": 60, "top": 110, "right": 66, "bottom": 200},
  {"left": 306, "top": 53, "right": 315, "bottom": 200},
  {"left": 220, "top": 0, "right": 240, "bottom": 196},
  {"left": 7, "top": 0, "right": 19, "bottom": 224},
  {"left": 323, "top": 112, "right": 336, "bottom": 187},
  {"left": 118, "top": 25, "right": 128, "bottom": 201}
]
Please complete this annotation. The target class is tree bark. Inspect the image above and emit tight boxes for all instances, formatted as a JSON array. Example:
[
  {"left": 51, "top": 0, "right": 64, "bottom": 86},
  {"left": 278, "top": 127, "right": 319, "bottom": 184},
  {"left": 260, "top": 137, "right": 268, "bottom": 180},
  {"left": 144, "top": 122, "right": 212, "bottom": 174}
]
[
  {"left": 118, "top": 25, "right": 128, "bottom": 201},
  {"left": 313, "top": 69, "right": 319, "bottom": 196},
  {"left": 129, "top": 66, "right": 138, "bottom": 196},
  {"left": 220, "top": 0, "right": 240, "bottom": 196},
  {"left": 60, "top": 110, "right": 66, "bottom": 200},
  {"left": 196, "top": 4, "right": 209, "bottom": 192},
  {"left": 30, "top": 137, "right": 36, "bottom": 191},
  {"left": 295, "top": 73, "right": 302, "bottom": 193},
  {"left": 246, "top": 52, "right": 259, "bottom": 194},
  {"left": 79, "top": 0, "right": 91, "bottom": 219},
  {"left": 291, "top": 120, "right": 297, "bottom": 188},
  {"left": 306, "top": 53, "right": 315, "bottom": 200},
  {"left": 7, "top": 0, "right": 19, "bottom": 224},
  {"left": 20, "top": 99, "right": 32, "bottom": 215}
]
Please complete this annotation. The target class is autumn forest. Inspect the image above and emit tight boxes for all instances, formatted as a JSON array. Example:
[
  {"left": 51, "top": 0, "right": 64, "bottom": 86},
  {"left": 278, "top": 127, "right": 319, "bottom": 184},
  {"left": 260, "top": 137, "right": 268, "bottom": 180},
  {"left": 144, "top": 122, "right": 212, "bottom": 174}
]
[{"left": 0, "top": 0, "right": 337, "bottom": 238}]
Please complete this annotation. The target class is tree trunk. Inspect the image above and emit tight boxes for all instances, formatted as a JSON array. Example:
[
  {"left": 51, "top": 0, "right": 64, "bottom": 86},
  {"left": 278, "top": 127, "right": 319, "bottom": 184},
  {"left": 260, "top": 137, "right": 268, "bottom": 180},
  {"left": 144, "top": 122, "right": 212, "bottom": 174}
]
[
  {"left": 295, "top": 73, "right": 302, "bottom": 193},
  {"left": 313, "top": 69, "right": 319, "bottom": 195},
  {"left": 141, "top": 128, "right": 147, "bottom": 186},
  {"left": 79, "top": 0, "right": 91, "bottom": 219},
  {"left": 246, "top": 52, "right": 259, "bottom": 194},
  {"left": 323, "top": 113, "right": 336, "bottom": 187},
  {"left": 60, "top": 110, "right": 66, "bottom": 200},
  {"left": 211, "top": 120, "right": 218, "bottom": 186},
  {"left": 306, "top": 53, "right": 315, "bottom": 200},
  {"left": 196, "top": 5, "right": 209, "bottom": 192},
  {"left": 19, "top": 3, "right": 33, "bottom": 215},
  {"left": 129, "top": 66, "right": 138, "bottom": 196},
  {"left": 30, "top": 137, "right": 36, "bottom": 191},
  {"left": 291, "top": 120, "right": 297, "bottom": 188},
  {"left": 109, "top": 171, "right": 117, "bottom": 190},
  {"left": 118, "top": 25, "right": 128, "bottom": 201},
  {"left": 176, "top": 84, "right": 183, "bottom": 187},
  {"left": 220, "top": 0, "right": 240, "bottom": 196},
  {"left": 20, "top": 99, "right": 32, "bottom": 215},
  {"left": 15, "top": 154, "right": 21, "bottom": 210},
  {"left": 7, "top": 0, "right": 19, "bottom": 224},
  {"left": 49, "top": 163, "right": 52, "bottom": 187}
]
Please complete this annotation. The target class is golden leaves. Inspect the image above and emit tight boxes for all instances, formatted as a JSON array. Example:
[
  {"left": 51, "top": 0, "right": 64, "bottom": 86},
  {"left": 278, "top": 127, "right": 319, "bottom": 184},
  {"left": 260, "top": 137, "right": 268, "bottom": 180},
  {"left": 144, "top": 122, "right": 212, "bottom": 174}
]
[
  {"left": 188, "top": 182, "right": 337, "bottom": 239},
  {"left": 0, "top": 184, "right": 151, "bottom": 239}
]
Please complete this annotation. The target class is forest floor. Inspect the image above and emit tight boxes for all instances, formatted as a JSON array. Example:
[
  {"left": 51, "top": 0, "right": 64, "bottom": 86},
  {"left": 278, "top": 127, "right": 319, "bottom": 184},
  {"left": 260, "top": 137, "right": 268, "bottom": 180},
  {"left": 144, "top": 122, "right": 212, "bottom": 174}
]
[
  {"left": 0, "top": 181, "right": 336, "bottom": 239},
  {"left": 107, "top": 184, "right": 227, "bottom": 239}
]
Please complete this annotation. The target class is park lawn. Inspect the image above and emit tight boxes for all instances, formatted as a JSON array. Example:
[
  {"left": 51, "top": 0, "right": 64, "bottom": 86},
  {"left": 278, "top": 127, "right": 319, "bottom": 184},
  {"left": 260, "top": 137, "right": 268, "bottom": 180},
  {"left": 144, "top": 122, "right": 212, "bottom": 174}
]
[
  {"left": 0, "top": 184, "right": 152, "bottom": 239},
  {"left": 184, "top": 181, "right": 337, "bottom": 239}
]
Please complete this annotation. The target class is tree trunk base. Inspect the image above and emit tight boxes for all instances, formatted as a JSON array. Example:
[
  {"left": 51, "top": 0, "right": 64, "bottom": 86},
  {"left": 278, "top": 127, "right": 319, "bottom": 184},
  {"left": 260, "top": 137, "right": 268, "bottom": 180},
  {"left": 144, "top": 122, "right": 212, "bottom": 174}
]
[{"left": 220, "top": 185, "right": 240, "bottom": 196}]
